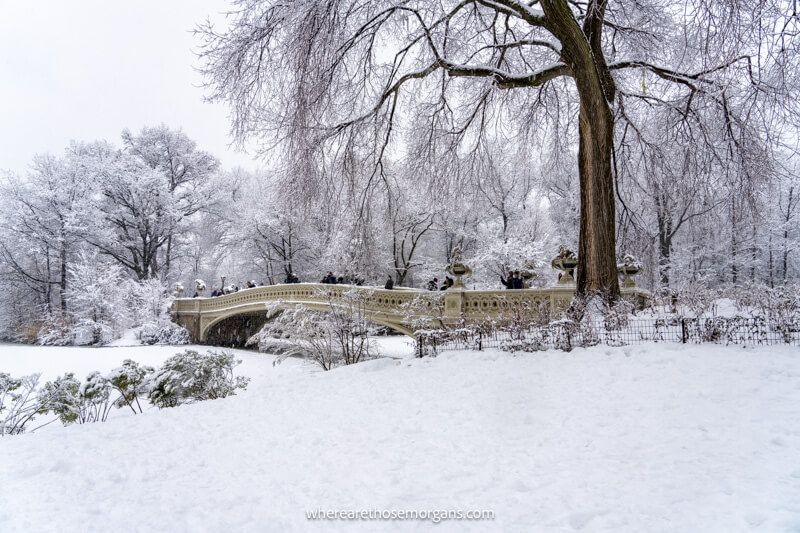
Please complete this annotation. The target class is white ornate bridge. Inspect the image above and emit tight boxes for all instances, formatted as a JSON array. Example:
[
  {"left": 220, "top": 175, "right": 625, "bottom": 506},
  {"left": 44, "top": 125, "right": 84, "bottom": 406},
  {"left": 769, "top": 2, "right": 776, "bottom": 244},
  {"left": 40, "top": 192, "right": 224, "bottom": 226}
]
[{"left": 172, "top": 283, "right": 650, "bottom": 345}]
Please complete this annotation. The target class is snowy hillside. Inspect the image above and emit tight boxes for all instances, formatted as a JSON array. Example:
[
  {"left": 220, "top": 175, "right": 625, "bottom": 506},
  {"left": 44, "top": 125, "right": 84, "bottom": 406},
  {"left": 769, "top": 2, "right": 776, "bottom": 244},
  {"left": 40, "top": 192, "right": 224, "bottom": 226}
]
[{"left": 1, "top": 343, "right": 799, "bottom": 532}]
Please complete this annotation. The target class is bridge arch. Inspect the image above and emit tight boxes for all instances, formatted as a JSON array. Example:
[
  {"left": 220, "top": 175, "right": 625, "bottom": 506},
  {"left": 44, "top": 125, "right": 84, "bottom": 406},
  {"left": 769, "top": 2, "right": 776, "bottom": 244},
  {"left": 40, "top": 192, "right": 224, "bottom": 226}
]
[{"left": 198, "top": 302, "right": 415, "bottom": 346}]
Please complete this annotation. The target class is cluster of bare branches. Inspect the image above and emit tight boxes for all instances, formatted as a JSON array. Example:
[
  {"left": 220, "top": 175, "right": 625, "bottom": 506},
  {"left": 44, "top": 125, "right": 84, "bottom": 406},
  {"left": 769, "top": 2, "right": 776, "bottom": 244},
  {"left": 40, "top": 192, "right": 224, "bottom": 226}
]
[{"left": 197, "top": 0, "right": 800, "bottom": 303}]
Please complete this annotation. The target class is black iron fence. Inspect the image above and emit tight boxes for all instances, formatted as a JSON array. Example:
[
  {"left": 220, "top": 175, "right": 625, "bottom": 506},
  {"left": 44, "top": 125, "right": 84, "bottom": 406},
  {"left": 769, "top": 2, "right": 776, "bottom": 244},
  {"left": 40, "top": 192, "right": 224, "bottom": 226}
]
[{"left": 415, "top": 317, "right": 800, "bottom": 355}]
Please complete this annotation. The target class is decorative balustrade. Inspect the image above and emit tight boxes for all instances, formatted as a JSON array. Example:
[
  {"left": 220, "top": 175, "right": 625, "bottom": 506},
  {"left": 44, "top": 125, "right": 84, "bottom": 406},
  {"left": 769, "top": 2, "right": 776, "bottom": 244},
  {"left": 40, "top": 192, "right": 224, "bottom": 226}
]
[{"left": 172, "top": 282, "right": 650, "bottom": 344}]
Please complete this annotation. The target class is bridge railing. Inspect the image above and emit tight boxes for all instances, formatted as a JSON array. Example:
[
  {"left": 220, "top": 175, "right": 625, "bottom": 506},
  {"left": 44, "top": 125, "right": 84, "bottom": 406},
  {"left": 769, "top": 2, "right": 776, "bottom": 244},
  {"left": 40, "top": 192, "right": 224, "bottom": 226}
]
[
  {"left": 172, "top": 283, "right": 442, "bottom": 315},
  {"left": 172, "top": 283, "right": 651, "bottom": 338}
]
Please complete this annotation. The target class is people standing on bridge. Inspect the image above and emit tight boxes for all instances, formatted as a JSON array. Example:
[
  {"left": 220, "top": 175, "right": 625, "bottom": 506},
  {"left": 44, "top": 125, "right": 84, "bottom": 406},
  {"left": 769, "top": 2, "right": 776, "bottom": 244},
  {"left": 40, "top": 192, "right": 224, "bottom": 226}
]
[
  {"left": 336, "top": 276, "right": 345, "bottom": 285},
  {"left": 384, "top": 276, "right": 394, "bottom": 290},
  {"left": 321, "top": 272, "right": 337, "bottom": 284},
  {"left": 427, "top": 277, "right": 439, "bottom": 291},
  {"left": 285, "top": 273, "right": 300, "bottom": 284},
  {"left": 512, "top": 271, "right": 524, "bottom": 289},
  {"left": 439, "top": 276, "right": 454, "bottom": 290},
  {"left": 500, "top": 272, "right": 512, "bottom": 289}
]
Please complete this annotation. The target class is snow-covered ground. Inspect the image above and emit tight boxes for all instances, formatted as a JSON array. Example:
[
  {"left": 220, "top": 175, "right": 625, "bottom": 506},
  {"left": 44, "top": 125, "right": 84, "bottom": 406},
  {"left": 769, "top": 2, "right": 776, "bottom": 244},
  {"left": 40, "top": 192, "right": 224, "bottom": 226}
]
[{"left": 1, "top": 341, "right": 799, "bottom": 532}]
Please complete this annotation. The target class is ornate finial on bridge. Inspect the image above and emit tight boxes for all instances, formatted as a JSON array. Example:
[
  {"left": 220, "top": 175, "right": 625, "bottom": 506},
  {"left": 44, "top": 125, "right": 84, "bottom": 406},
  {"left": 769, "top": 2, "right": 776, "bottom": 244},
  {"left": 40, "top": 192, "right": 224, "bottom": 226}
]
[
  {"left": 446, "top": 245, "right": 472, "bottom": 289},
  {"left": 194, "top": 279, "right": 207, "bottom": 297},
  {"left": 551, "top": 245, "right": 578, "bottom": 285},
  {"left": 617, "top": 253, "right": 642, "bottom": 288}
]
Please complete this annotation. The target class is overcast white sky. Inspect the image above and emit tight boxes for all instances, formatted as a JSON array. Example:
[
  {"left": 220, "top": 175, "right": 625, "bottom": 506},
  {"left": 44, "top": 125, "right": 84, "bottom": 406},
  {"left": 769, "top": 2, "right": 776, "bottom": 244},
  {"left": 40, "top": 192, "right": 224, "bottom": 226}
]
[{"left": 0, "top": 0, "right": 257, "bottom": 175}]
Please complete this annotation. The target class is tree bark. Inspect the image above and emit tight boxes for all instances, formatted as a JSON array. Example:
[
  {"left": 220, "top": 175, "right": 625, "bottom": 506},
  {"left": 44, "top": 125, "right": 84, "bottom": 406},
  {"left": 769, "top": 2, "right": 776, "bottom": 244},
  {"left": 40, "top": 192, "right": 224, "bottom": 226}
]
[
  {"left": 544, "top": 0, "right": 620, "bottom": 300},
  {"left": 59, "top": 241, "right": 68, "bottom": 313},
  {"left": 575, "top": 99, "right": 620, "bottom": 298}
]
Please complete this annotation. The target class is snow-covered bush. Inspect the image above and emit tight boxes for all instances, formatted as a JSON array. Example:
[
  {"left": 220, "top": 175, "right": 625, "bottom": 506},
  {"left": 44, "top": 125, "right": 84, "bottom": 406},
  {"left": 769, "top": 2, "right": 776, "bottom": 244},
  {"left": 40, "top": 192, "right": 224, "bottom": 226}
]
[
  {"left": 604, "top": 298, "right": 635, "bottom": 330},
  {"left": 253, "top": 290, "right": 378, "bottom": 370},
  {"left": 136, "top": 322, "right": 190, "bottom": 345},
  {"left": 35, "top": 313, "right": 73, "bottom": 346},
  {"left": 252, "top": 307, "right": 360, "bottom": 370},
  {"left": 0, "top": 373, "right": 42, "bottom": 436},
  {"left": 37, "top": 373, "right": 82, "bottom": 425},
  {"left": 81, "top": 371, "right": 113, "bottom": 422},
  {"left": 147, "top": 350, "right": 250, "bottom": 408},
  {"left": 500, "top": 338, "right": 546, "bottom": 353},
  {"left": 37, "top": 371, "right": 115, "bottom": 426},
  {"left": 108, "top": 359, "right": 155, "bottom": 414}
]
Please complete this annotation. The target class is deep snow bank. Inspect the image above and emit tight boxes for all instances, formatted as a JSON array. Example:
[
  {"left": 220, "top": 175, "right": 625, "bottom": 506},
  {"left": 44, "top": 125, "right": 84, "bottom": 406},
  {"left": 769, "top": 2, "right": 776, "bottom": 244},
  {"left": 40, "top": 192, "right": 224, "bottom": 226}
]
[{"left": 1, "top": 343, "right": 799, "bottom": 532}]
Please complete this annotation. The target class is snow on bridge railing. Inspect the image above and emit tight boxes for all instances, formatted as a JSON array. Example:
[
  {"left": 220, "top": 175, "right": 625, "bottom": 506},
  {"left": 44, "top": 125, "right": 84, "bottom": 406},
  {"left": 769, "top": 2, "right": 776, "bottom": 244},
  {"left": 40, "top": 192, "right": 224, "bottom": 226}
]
[{"left": 172, "top": 283, "right": 651, "bottom": 324}]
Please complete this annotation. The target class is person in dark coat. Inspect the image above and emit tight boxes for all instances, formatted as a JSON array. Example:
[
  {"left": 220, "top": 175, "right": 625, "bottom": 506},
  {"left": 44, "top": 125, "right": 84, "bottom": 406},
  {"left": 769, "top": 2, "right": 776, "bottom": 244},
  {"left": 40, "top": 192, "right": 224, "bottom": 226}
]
[
  {"left": 512, "top": 271, "right": 524, "bottom": 289},
  {"left": 384, "top": 276, "right": 394, "bottom": 290},
  {"left": 500, "top": 273, "right": 512, "bottom": 289},
  {"left": 427, "top": 277, "right": 439, "bottom": 291},
  {"left": 321, "top": 272, "right": 336, "bottom": 284},
  {"left": 440, "top": 276, "right": 454, "bottom": 290}
]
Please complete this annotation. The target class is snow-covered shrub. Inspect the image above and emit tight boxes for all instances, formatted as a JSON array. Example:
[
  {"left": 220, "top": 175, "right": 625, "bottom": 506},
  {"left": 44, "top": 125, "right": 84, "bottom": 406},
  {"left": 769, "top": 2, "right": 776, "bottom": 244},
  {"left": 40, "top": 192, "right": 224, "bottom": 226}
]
[
  {"left": 136, "top": 322, "right": 190, "bottom": 345},
  {"left": 35, "top": 313, "right": 73, "bottom": 346},
  {"left": 38, "top": 371, "right": 115, "bottom": 426},
  {"left": 80, "top": 371, "right": 113, "bottom": 422},
  {"left": 399, "top": 292, "right": 446, "bottom": 332},
  {"left": 108, "top": 359, "right": 154, "bottom": 414},
  {"left": 413, "top": 328, "right": 447, "bottom": 357},
  {"left": 147, "top": 350, "right": 250, "bottom": 408},
  {"left": 37, "top": 373, "right": 82, "bottom": 425},
  {"left": 0, "top": 373, "right": 42, "bottom": 436},
  {"left": 604, "top": 298, "right": 634, "bottom": 330},
  {"left": 671, "top": 284, "right": 719, "bottom": 317},
  {"left": 548, "top": 319, "right": 579, "bottom": 351},
  {"left": 255, "top": 290, "right": 378, "bottom": 370},
  {"left": 500, "top": 338, "right": 546, "bottom": 353},
  {"left": 731, "top": 284, "right": 800, "bottom": 339}
]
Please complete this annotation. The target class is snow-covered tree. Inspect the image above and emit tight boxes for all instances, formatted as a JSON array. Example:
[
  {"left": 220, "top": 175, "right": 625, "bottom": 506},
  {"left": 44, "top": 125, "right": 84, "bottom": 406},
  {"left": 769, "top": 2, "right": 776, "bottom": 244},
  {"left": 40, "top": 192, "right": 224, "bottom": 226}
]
[
  {"left": 64, "top": 252, "right": 131, "bottom": 345},
  {"left": 197, "top": 0, "right": 797, "bottom": 305}
]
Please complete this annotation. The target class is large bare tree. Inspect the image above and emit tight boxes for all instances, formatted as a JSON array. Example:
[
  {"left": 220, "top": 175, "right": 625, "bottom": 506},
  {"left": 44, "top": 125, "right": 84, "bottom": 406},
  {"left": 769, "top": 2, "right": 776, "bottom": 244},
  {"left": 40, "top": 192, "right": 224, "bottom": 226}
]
[{"left": 198, "top": 0, "right": 794, "bottom": 302}]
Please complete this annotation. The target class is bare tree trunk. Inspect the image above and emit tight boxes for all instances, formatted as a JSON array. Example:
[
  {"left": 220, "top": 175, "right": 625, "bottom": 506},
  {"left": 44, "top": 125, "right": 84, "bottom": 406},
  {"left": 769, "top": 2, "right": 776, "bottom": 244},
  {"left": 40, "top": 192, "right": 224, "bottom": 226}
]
[
  {"left": 45, "top": 248, "right": 52, "bottom": 314},
  {"left": 546, "top": 0, "right": 620, "bottom": 301},
  {"left": 59, "top": 242, "right": 67, "bottom": 313},
  {"left": 575, "top": 100, "right": 620, "bottom": 299},
  {"left": 164, "top": 234, "right": 173, "bottom": 279}
]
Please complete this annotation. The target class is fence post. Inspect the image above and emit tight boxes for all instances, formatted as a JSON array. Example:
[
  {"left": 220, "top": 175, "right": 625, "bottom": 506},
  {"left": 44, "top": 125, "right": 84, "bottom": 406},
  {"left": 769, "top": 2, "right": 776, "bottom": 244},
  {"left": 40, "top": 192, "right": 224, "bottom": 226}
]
[
  {"left": 681, "top": 318, "right": 687, "bottom": 344},
  {"left": 478, "top": 330, "right": 483, "bottom": 351}
]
